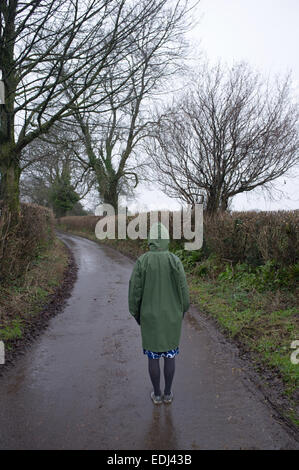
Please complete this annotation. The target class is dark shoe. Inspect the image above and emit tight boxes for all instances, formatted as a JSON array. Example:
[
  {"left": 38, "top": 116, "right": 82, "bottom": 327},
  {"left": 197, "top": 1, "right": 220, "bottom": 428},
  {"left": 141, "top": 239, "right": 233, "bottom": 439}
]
[
  {"left": 163, "top": 392, "right": 173, "bottom": 404},
  {"left": 151, "top": 391, "right": 163, "bottom": 405}
]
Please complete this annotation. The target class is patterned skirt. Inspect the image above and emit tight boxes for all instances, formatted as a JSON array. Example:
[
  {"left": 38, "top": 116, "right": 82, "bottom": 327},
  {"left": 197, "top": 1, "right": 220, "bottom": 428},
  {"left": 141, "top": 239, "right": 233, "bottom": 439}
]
[{"left": 143, "top": 347, "right": 179, "bottom": 359}]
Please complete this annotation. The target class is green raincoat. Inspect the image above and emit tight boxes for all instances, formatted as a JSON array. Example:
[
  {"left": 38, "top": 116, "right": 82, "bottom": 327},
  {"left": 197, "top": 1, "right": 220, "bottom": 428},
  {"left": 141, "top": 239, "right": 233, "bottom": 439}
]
[{"left": 128, "top": 222, "right": 190, "bottom": 352}]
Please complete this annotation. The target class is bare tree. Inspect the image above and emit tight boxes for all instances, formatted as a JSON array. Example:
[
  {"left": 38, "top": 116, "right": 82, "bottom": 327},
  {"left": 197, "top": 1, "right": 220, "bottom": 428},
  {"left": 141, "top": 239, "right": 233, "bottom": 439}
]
[
  {"left": 20, "top": 124, "right": 94, "bottom": 207},
  {"left": 147, "top": 62, "right": 299, "bottom": 213},
  {"left": 0, "top": 0, "right": 188, "bottom": 220},
  {"left": 65, "top": 0, "right": 191, "bottom": 211}
]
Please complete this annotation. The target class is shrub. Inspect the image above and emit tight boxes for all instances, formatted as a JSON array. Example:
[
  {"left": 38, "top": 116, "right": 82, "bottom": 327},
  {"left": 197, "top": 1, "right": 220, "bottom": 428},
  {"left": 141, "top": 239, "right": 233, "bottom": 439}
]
[
  {"left": 203, "top": 210, "right": 299, "bottom": 267},
  {"left": 57, "top": 209, "right": 299, "bottom": 269},
  {"left": 217, "top": 260, "right": 299, "bottom": 291},
  {"left": 0, "top": 203, "right": 55, "bottom": 283},
  {"left": 56, "top": 215, "right": 101, "bottom": 233}
]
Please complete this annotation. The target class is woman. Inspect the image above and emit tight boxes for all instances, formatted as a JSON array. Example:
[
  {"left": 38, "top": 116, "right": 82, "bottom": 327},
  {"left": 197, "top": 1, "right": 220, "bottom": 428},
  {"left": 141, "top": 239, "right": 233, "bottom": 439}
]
[{"left": 128, "top": 221, "right": 190, "bottom": 405}]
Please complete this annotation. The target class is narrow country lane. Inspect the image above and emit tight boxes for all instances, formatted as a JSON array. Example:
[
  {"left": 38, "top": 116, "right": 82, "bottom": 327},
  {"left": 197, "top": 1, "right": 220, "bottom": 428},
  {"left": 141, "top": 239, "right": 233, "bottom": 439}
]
[{"left": 0, "top": 232, "right": 298, "bottom": 450}]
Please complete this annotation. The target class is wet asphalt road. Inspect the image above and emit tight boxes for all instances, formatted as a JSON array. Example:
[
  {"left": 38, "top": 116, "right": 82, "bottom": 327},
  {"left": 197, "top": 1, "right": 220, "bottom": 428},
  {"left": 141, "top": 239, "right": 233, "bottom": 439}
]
[{"left": 0, "top": 232, "right": 298, "bottom": 450}]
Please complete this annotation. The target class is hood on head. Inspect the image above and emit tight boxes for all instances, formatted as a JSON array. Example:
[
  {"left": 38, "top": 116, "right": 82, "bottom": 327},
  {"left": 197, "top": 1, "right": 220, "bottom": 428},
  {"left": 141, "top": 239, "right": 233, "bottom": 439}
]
[{"left": 148, "top": 222, "right": 169, "bottom": 251}]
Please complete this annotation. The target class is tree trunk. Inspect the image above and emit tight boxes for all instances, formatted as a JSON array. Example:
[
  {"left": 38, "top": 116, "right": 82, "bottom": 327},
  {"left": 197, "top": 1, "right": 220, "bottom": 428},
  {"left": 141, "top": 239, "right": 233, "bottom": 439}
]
[
  {"left": 220, "top": 197, "right": 229, "bottom": 212},
  {"left": 206, "top": 190, "right": 219, "bottom": 215},
  {"left": 96, "top": 173, "right": 119, "bottom": 214},
  {"left": 102, "top": 187, "right": 119, "bottom": 214},
  {"left": 0, "top": 159, "right": 21, "bottom": 222},
  {"left": 0, "top": 0, "right": 19, "bottom": 222},
  {"left": 206, "top": 187, "right": 230, "bottom": 214}
]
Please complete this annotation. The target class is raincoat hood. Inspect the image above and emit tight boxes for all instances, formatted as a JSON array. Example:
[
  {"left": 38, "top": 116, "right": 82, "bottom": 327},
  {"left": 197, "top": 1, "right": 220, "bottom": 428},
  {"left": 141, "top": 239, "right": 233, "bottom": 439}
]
[{"left": 148, "top": 222, "right": 169, "bottom": 252}]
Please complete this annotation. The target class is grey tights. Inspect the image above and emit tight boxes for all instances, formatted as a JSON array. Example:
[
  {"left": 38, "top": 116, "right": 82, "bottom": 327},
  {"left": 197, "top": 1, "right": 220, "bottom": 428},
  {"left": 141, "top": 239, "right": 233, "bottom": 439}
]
[{"left": 148, "top": 356, "right": 175, "bottom": 396}]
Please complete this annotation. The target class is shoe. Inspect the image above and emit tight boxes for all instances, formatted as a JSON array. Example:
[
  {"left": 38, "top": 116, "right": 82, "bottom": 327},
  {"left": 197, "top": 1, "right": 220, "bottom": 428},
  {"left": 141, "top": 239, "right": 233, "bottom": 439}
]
[
  {"left": 150, "top": 391, "right": 163, "bottom": 405},
  {"left": 163, "top": 392, "right": 173, "bottom": 404}
]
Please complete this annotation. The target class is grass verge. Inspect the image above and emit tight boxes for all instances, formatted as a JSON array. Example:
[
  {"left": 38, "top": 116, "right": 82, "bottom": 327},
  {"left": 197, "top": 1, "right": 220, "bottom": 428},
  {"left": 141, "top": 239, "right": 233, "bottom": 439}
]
[
  {"left": 187, "top": 276, "right": 299, "bottom": 426},
  {"left": 0, "top": 238, "right": 69, "bottom": 355}
]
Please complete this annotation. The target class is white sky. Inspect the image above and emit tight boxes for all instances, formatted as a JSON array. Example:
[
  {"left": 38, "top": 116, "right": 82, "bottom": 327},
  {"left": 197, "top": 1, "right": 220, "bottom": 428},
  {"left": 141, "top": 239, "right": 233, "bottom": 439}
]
[{"left": 129, "top": 0, "right": 299, "bottom": 213}]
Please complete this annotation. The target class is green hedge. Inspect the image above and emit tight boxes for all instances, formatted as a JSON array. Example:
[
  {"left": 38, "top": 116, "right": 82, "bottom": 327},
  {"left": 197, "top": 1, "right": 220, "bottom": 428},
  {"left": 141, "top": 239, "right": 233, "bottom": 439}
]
[
  {"left": 57, "top": 210, "right": 299, "bottom": 268},
  {"left": 0, "top": 203, "right": 55, "bottom": 283}
]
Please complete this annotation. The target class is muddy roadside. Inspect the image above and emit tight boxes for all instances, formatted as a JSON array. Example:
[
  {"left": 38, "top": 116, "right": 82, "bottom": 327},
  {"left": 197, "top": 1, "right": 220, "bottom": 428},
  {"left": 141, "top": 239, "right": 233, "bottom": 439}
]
[{"left": 0, "top": 240, "right": 78, "bottom": 376}]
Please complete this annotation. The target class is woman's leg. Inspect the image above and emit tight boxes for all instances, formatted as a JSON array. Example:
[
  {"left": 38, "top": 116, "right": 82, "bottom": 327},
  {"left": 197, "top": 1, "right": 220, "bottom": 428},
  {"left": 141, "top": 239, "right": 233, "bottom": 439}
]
[
  {"left": 163, "top": 357, "right": 175, "bottom": 395},
  {"left": 148, "top": 357, "right": 161, "bottom": 396}
]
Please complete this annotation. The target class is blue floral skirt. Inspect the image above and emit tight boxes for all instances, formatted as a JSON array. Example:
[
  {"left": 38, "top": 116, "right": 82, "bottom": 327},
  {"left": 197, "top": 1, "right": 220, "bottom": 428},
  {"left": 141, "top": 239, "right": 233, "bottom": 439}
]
[{"left": 143, "top": 347, "right": 179, "bottom": 359}]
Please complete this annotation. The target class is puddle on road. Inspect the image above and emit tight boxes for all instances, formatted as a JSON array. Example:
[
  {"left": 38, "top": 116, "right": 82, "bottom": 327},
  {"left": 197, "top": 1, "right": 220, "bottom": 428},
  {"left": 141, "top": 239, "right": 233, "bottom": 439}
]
[
  {"left": 143, "top": 406, "right": 179, "bottom": 450},
  {"left": 6, "top": 373, "right": 26, "bottom": 394}
]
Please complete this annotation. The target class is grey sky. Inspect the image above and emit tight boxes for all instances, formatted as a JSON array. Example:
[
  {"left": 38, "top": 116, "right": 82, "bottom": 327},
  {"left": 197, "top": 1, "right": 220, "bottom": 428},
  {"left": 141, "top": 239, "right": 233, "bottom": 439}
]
[
  {"left": 130, "top": 0, "right": 299, "bottom": 213},
  {"left": 194, "top": 0, "right": 299, "bottom": 85}
]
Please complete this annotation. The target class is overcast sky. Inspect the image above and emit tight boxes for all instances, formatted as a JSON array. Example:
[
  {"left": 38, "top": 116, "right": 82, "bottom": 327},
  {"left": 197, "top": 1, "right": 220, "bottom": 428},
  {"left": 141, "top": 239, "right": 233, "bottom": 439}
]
[{"left": 129, "top": 0, "right": 299, "bottom": 213}]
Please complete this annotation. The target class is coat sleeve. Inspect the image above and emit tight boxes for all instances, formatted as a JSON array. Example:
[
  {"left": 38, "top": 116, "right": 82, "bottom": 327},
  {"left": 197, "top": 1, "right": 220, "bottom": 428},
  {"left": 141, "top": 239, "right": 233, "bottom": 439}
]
[
  {"left": 128, "top": 259, "right": 143, "bottom": 324},
  {"left": 177, "top": 258, "right": 190, "bottom": 314}
]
